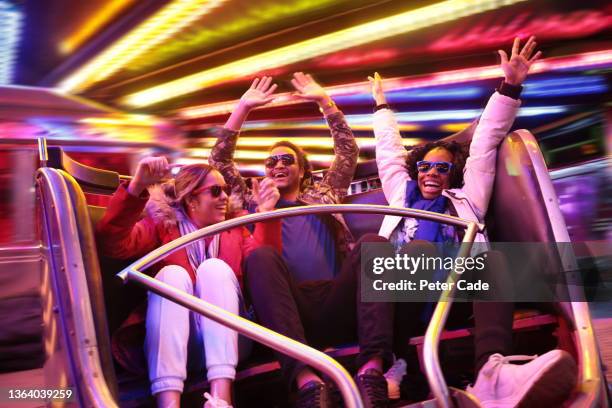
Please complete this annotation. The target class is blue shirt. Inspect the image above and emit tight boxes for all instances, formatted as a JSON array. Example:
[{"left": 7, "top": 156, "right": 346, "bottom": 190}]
[{"left": 276, "top": 198, "right": 338, "bottom": 282}]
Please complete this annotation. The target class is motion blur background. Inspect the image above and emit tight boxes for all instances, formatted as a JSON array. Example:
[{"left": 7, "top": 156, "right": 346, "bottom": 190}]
[{"left": 1, "top": 0, "right": 610, "bottom": 245}]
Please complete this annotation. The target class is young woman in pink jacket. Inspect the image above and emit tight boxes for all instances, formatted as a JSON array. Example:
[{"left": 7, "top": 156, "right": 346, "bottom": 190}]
[{"left": 371, "top": 37, "right": 577, "bottom": 407}]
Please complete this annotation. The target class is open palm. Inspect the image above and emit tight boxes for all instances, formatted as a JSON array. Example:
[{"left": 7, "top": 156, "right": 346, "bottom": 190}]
[
  {"left": 291, "top": 72, "right": 328, "bottom": 102},
  {"left": 499, "top": 36, "right": 542, "bottom": 86},
  {"left": 240, "top": 76, "right": 277, "bottom": 109}
]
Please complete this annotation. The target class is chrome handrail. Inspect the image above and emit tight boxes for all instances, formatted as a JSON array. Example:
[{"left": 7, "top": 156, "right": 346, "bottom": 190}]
[
  {"left": 38, "top": 167, "right": 118, "bottom": 408},
  {"left": 423, "top": 223, "right": 479, "bottom": 408},
  {"left": 38, "top": 137, "right": 48, "bottom": 167},
  {"left": 118, "top": 204, "right": 483, "bottom": 408}
]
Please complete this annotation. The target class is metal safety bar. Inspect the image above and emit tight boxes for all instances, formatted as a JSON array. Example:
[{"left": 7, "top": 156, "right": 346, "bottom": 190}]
[
  {"left": 423, "top": 223, "right": 480, "bottom": 408},
  {"left": 118, "top": 204, "right": 483, "bottom": 408}
]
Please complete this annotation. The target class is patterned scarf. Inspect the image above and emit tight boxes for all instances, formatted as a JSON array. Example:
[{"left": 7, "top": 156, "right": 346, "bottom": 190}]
[
  {"left": 405, "top": 180, "right": 448, "bottom": 241},
  {"left": 176, "top": 208, "right": 220, "bottom": 273}
]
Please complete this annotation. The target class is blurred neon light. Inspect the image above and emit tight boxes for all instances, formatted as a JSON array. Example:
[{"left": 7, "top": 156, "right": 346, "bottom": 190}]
[
  {"left": 439, "top": 122, "right": 473, "bottom": 132},
  {"left": 236, "top": 106, "right": 568, "bottom": 130},
  {"left": 334, "top": 76, "right": 607, "bottom": 103},
  {"left": 0, "top": 1, "right": 22, "bottom": 85},
  {"left": 59, "top": 0, "right": 135, "bottom": 54},
  {"left": 131, "top": 0, "right": 341, "bottom": 73},
  {"left": 189, "top": 148, "right": 339, "bottom": 163},
  {"left": 334, "top": 86, "right": 483, "bottom": 104},
  {"left": 57, "top": 0, "right": 227, "bottom": 92},
  {"left": 177, "top": 50, "right": 612, "bottom": 119},
  {"left": 235, "top": 122, "right": 420, "bottom": 132},
  {"left": 78, "top": 114, "right": 160, "bottom": 126},
  {"left": 195, "top": 136, "right": 422, "bottom": 149},
  {"left": 351, "top": 106, "right": 568, "bottom": 124},
  {"left": 430, "top": 9, "right": 612, "bottom": 53},
  {"left": 120, "top": 0, "right": 526, "bottom": 107},
  {"left": 523, "top": 76, "right": 607, "bottom": 97}
]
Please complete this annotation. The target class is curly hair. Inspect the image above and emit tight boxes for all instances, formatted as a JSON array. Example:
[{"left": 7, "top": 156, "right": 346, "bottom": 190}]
[
  {"left": 405, "top": 141, "right": 468, "bottom": 189},
  {"left": 270, "top": 140, "right": 313, "bottom": 190}
]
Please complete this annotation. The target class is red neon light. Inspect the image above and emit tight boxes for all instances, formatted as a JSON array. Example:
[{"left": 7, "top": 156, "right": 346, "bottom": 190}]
[
  {"left": 429, "top": 8, "right": 612, "bottom": 52},
  {"left": 313, "top": 49, "right": 399, "bottom": 68}
]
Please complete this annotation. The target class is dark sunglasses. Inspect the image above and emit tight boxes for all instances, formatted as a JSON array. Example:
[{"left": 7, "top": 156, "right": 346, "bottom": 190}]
[
  {"left": 264, "top": 154, "right": 296, "bottom": 168},
  {"left": 416, "top": 160, "right": 453, "bottom": 174},
  {"left": 192, "top": 184, "right": 231, "bottom": 198}
]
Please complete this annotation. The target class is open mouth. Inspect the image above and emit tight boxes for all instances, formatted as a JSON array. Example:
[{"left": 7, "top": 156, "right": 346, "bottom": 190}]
[
  {"left": 272, "top": 171, "right": 288, "bottom": 180},
  {"left": 423, "top": 180, "right": 441, "bottom": 188}
]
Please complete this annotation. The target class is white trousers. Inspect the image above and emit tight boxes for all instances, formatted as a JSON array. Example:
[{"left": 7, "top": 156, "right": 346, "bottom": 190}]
[{"left": 145, "top": 259, "right": 250, "bottom": 395}]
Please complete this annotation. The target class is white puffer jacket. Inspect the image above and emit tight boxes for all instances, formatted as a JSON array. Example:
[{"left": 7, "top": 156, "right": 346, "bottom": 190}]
[{"left": 373, "top": 92, "right": 521, "bottom": 243}]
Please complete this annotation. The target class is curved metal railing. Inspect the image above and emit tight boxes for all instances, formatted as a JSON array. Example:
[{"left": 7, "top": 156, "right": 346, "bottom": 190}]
[
  {"left": 38, "top": 167, "right": 118, "bottom": 408},
  {"left": 117, "top": 204, "right": 484, "bottom": 408}
]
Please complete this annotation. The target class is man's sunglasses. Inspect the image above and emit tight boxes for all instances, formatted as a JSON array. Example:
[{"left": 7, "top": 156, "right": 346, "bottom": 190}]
[
  {"left": 192, "top": 184, "right": 231, "bottom": 198},
  {"left": 264, "top": 154, "right": 296, "bottom": 168},
  {"left": 416, "top": 160, "right": 453, "bottom": 174}
]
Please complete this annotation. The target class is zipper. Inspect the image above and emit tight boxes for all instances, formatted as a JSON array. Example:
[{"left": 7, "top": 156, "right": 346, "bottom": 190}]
[{"left": 444, "top": 190, "right": 486, "bottom": 236}]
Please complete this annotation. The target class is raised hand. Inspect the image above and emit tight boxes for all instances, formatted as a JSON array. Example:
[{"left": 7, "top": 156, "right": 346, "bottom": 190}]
[
  {"left": 252, "top": 177, "right": 280, "bottom": 213},
  {"left": 290, "top": 72, "right": 330, "bottom": 103},
  {"left": 368, "top": 72, "right": 387, "bottom": 106},
  {"left": 239, "top": 76, "right": 278, "bottom": 110},
  {"left": 498, "top": 36, "right": 542, "bottom": 86},
  {"left": 128, "top": 156, "right": 170, "bottom": 196}
]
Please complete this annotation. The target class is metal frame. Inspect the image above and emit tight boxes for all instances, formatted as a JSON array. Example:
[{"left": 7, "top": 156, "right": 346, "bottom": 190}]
[
  {"left": 37, "top": 167, "right": 118, "bottom": 408},
  {"left": 515, "top": 129, "right": 606, "bottom": 407},
  {"left": 118, "top": 204, "right": 483, "bottom": 408}
]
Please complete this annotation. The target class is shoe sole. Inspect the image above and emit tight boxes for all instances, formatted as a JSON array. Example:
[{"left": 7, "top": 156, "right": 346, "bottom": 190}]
[{"left": 516, "top": 352, "right": 577, "bottom": 408}]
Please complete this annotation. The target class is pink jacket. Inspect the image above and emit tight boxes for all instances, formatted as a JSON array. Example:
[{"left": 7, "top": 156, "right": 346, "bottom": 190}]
[{"left": 373, "top": 92, "right": 521, "bottom": 243}]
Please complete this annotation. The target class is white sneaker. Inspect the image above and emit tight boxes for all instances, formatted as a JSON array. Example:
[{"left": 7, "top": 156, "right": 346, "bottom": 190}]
[
  {"left": 467, "top": 350, "right": 577, "bottom": 408},
  {"left": 384, "top": 358, "right": 407, "bottom": 400},
  {"left": 203, "top": 392, "right": 233, "bottom": 408}
]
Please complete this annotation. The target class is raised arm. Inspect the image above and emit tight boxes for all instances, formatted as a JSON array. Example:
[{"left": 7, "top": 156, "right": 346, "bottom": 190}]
[
  {"left": 463, "top": 36, "right": 541, "bottom": 220},
  {"left": 209, "top": 77, "right": 278, "bottom": 207},
  {"left": 370, "top": 72, "right": 411, "bottom": 204},
  {"left": 291, "top": 72, "right": 359, "bottom": 199},
  {"left": 96, "top": 156, "right": 169, "bottom": 259}
]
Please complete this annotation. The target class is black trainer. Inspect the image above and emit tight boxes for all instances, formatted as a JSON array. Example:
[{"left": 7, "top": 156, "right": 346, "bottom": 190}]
[
  {"left": 296, "top": 381, "right": 334, "bottom": 408},
  {"left": 355, "top": 369, "right": 390, "bottom": 408}
]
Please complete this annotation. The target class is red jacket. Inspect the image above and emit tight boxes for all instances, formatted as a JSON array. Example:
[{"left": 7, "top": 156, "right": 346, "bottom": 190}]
[
  {"left": 96, "top": 182, "right": 281, "bottom": 285},
  {"left": 95, "top": 182, "right": 281, "bottom": 373}
]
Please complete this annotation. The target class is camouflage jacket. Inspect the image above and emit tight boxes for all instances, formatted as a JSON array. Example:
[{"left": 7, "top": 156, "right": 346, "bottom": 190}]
[{"left": 209, "top": 111, "right": 359, "bottom": 258}]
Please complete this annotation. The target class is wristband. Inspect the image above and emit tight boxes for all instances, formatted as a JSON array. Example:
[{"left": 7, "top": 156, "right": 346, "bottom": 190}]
[
  {"left": 374, "top": 103, "right": 390, "bottom": 112},
  {"left": 497, "top": 80, "right": 523, "bottom": 100},
  {"left": 318, "top": 98, "right": 336, "bottom": 115}
]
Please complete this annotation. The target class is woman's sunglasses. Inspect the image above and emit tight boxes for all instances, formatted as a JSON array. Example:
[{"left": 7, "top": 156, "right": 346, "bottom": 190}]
[
  {"left": 192, "top": 184, "right": 231, "bottom": 198},
  {"left": 416, "top": 160, "right": 453, "bottom": 174},
  {"left": 264, "top": 154, "right": 296, "bottom": 168}
]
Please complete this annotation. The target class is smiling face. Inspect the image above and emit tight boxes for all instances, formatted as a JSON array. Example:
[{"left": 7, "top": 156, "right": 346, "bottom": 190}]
[
  {"left": 264, "top": 146, "right": 304, "bottom": 198},
  {"left": 417, "top": 147, "right": 453, "bottom": 199},
  {"left": 185, "top": 170, "right": 228, "bottom": 228}
]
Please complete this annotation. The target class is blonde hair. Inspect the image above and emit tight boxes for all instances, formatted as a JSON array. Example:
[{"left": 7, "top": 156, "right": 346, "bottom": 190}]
[{"left": 161, "top": 164, "right": 213, "bottom": 209}]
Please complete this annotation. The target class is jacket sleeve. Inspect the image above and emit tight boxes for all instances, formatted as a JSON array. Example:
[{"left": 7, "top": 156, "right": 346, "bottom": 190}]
[
  {"left": 319, "top": 111, "right": 359, "bottom": 200},
  {"left": 209, "top": 126, "right": 250, "bottom": 208},
  {"left": 241, "top": 219, "right": 282, "bottom": 259},
  {"left": 462, "top": 91, "right": 521, "bottom": 220},
  {"left": 95, "top": 182, "right": 160, "bottom": 260},
  {"left": 373, "top": 108, "right": 411, "bottom": 204}
]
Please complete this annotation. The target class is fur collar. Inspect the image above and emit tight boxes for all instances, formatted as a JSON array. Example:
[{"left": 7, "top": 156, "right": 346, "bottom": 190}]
[{"left": 145, "top": 185, "right": 181, "bottom": 230}]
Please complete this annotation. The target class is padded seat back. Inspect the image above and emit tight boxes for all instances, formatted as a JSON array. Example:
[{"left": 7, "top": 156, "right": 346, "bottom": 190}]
[{"left": 342, "top": 190, "right": 388, "bottom": 240}]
